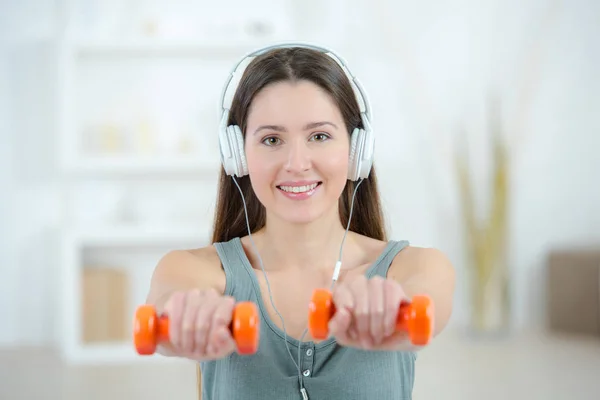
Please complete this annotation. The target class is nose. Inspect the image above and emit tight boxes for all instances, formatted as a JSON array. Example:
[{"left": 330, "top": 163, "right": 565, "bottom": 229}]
[{"left": 284, "top": 140, "right": 312, "bottom": 173}]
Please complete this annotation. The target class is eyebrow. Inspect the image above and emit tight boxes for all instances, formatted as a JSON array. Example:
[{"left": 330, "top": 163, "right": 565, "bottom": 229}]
[{"left": 253, "top": 121, "right": 338, "bottom": 135}]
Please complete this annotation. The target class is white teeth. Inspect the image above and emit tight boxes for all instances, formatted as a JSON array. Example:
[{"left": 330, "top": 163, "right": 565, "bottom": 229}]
[{"left": 279, "top": 182, "right": 319, "bottom": 193}]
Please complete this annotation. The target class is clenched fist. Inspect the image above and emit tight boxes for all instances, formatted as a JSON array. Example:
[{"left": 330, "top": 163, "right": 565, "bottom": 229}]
[
  {"left": 163, "top": 288, "right": 238, "bottom": 361},
  {"left": 328, "top": 275, "right": 410, "bottom": 350}
]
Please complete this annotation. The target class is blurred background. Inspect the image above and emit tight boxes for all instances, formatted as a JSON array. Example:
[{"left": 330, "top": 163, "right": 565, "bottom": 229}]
[{"left": 1, "top": 0, "right": 599, "bottom": 399}]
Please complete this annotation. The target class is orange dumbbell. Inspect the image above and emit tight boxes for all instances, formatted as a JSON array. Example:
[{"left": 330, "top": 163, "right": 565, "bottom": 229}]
[
  {"left": 133, "top": 301, "right": 260, "bottom": 356},
  {"left": 308, "top": 288, "right": 434, "bottom": 346}
]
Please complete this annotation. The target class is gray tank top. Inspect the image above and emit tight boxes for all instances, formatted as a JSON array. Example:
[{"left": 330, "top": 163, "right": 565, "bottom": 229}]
[{"left": 200, "top": 237, "right": 416, "bottom": 399}]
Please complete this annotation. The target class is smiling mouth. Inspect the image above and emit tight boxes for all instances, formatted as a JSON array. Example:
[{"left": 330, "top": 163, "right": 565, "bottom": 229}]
[{"left": 276, "top": 182, "right": 322, "bottom": 194}]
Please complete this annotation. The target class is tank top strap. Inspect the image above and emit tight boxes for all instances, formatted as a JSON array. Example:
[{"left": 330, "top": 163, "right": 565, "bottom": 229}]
[
  {"left": 213, "top": 237, "right": 256, "bottom": 301},
  {"left": 215, "top": 237, "right": 410, "bottom": 297},
  {"left": 365, "top": 240, "right": 410, "bottom": 279}
]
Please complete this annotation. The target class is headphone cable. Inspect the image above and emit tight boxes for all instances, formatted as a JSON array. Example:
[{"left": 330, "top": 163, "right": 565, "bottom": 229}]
[{"left": 232, "top": 176, "right": 363, "bottom": 399}]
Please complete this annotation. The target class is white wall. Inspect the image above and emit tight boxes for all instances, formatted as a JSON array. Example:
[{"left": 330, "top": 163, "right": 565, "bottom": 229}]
[
  {"left": 364, "top": 0, "right": 600, "bottom": 329},
  {"left": 0, "top": 0, "right": 62, "bottom": 346},
  {"left": 0, "top": 43, "right": 17, "bottom": 344},
  {"left": 0, "top": 0, "right": 598, "bottom": 346}
]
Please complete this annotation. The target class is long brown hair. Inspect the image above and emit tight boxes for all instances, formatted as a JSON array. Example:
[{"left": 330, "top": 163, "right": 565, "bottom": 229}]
[{"left": 211, "top": 47, "right": 387, "bottom": 243}]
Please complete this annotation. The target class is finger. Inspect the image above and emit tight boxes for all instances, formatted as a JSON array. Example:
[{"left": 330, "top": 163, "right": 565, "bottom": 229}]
[
  {"left": 210, "top": 326, "right": 237, "bottom": 357},
  {"left": 206, "top": 296, "right": 235, "bottom": 355},
  {"left": 331, "top": 282, "right": 358, "bottom": 343},
  {"left": 329, "top": 307, "right": 353, "bottom": 345},
  {"left": 384, "top": 279, "right": 406, "bottom": 338},
  {"left": 193, "top": 289, "right": 220, "bottom": 355},
  {"left": 164, "top": 291, "right": 186, "bottom": 349},
  {"left": 369, "top": 276, "right": 385, "bottom": 345},
  {"left": 331, "top": 282, "right": 355, "bottom": 313},
  {"left": 350, "top": 275, "right": 371, "bottom": 348},
  {"left": 181, "top": 290, "right": 203, "bottom": 353}
]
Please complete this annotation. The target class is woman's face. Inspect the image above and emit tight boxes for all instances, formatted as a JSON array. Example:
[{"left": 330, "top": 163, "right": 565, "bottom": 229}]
[{"left": 244, "top": 80, "right": 350, "bottom": 225}]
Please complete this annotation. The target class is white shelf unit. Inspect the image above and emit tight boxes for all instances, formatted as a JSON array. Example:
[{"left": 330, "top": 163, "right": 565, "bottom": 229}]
[
  {"left": 56, "top": 0, "right": 350, "bottom": 365},
  {"left": 60, "top": 226, "right": 210, "bottom": 364}
]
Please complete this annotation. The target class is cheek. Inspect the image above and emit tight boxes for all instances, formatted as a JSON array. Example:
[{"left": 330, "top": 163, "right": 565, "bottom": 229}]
[
  {"left": 247, "top": 150, "right": 274, "bottom": 176},
  {"left": 321, "top": 149, "right": 349, "bottom": 178},
  {"left": 246, "top": 149, "right": 278, "bottom": 198}
]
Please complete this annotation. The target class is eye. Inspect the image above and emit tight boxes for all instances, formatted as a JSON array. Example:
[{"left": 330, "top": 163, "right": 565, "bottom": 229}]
[
  {"left": 262, "top": 136, "right": 281, "bottom": 146},
  {"left": 310, "top": 133, "right": 330, "bottom": 142}
]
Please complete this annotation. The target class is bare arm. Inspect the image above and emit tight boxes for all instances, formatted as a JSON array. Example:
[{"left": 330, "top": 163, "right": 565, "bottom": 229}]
[
  {"left": 387, "top": 246, "right": 456, "bottom": 351},
  {"left": 145, "top": 246, "right": 226, "bottom": 356}
]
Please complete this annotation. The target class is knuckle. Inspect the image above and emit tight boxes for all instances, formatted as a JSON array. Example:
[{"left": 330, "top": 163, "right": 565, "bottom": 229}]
[
  {"left": 182, "top": 323, "right": 194, "bottom": 334},
  {"left": 223, "top": 295, "right": 235, "bottom": 303},
  {"left": 372, "top": 306, "right": 384, "bottom": 317},
  {"left": 223, "top": 296, "right": 236, "bottom": 308},
  {"left": 167, "top": 291, "right": 184, "bottom": 307},
  {"left": 355, "top": 305, "right": 368, "bottom": 317},
  {"left": 213, "top": 312, "right": 229, "bottom": 326},
  {"left": 195, "top": 319, "right": 210, "bottom": 334}
]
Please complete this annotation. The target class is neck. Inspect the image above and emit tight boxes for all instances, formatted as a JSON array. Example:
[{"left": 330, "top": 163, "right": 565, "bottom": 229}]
[{"left": 251, "top": 208, "right": 353, "bottom": 272}]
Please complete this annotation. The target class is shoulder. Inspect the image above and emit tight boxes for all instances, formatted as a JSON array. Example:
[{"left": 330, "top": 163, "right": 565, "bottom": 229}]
[
  {"left": 149, "top": 244, "right": 227, "bottom": 298},
  {"left": 160, "top": 244, "right": 222, "bottom": 270},
  {"left": 388, "top": 244, "right": 455, "bottom": 281}
]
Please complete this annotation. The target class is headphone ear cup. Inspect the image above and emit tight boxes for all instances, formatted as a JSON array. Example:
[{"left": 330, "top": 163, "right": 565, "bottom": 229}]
[
  {"left": 348, "top": 128, "right": 361, "bottom": 181},
  {"left": 229, "top": 124, "right": 248, "bottom": 177},
  {"left": 219, "top": 122, "right": 235, "bottom": 176}
]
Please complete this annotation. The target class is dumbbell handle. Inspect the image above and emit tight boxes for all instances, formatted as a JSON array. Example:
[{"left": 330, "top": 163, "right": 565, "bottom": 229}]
[
  {"left": 308, "top": 289, "right": 434, "bottom": 346},
  {"left": 133, "top": 302, "right": 259, "bottom": 356}
]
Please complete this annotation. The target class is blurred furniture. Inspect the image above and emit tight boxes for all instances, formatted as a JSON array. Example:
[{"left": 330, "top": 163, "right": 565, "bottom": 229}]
[
  {"left": 82, "top": 266, "right": 129, "bottom": 342},
  {"left": 546, "top": 248, "right": 600, "bottom": 336}
]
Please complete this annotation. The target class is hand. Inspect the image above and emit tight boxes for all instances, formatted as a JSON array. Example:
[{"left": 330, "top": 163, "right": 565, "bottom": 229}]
[
  {"left": 163, "top": 288, "right": 237, "bottom": 361},
  {"left": 328, "top": 275, "right": 410, "bottom": 350}
]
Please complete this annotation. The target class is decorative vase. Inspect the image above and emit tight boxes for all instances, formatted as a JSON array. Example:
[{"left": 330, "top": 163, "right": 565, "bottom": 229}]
[
  {"left": 456, "top": 99, "right": 512, "bottom": 338},
  {"left": 467, "top": 239, "right": 511, "bottom": 337}
]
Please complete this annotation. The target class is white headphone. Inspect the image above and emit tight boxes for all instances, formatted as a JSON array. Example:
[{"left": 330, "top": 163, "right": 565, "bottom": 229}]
[{"left": 218, "top": 42, "right": 375, "bottom": 181}]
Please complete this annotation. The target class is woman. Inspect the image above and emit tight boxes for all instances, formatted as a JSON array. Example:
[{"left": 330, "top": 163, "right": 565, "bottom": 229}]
[{"left": 146, "top": 43, "right": 455, "bottom": 399}]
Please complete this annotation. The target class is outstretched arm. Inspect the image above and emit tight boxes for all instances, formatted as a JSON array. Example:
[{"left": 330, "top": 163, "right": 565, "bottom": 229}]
[
  {"left": 388, "top": 247, "right": 456, "bottom": 342},
  {"left": 327, "top": 246, "right": 456, "bottom": 352}
]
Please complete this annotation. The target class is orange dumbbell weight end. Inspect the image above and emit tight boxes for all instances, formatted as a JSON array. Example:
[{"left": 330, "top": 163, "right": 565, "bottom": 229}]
[
  {"left": 133, "top": 301, "right": 260, "bottom": 356},
  {"left": 308, "top": 288, "right": 435, "bottom": 346}
]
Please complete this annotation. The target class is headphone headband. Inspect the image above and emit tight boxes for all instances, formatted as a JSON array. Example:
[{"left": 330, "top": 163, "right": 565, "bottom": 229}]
[{"left": 219, "top": 41, "right": 372, "bottom": 123}]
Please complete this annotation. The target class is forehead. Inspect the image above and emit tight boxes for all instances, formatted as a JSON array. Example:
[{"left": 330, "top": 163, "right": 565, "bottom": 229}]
[{"left": 246, "top": 80, "right": 344, "bottom": 127}]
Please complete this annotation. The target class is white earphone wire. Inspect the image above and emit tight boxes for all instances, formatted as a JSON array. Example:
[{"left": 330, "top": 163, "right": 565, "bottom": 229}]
[{"left": 230, "top": 176, "right": 364, "bottom": 399}]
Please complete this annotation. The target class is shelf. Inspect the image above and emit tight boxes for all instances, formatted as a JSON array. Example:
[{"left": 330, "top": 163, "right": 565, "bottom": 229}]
[
  {"left": 62, "top": 155, "right": 222, "bottom": 177},
  {"left": 68, "top": 225, "right": 211, "bottom": 247}
]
